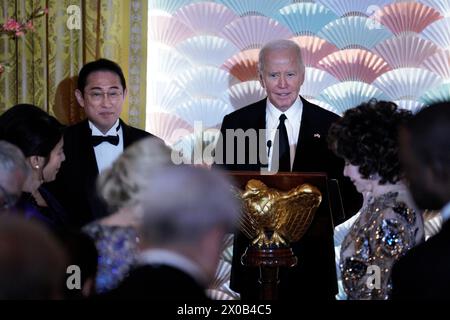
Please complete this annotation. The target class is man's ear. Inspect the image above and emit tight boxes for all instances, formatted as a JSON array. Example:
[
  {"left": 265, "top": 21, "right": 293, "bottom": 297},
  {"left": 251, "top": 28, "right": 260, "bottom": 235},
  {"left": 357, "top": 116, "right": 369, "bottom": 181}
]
[
  {"left": 75, "top": 89, "right": 85, "bottom": 108},
  {"left": 299, "top": 67, "right": 305, "bottom": 87},
  {"left": 258, "top": 72, "right": 265, "bottom": 89}
]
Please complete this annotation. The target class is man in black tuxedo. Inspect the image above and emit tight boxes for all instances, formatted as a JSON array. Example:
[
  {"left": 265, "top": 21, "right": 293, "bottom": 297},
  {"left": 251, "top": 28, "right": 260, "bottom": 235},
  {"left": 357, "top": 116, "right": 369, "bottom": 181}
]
[
  {"left": 108, "top": 166, "right": 240, "bottom": 300},
  {"left": 48, "top": 59, "right": 151, "bottom": 228},
  {"left": 214, "top": 39, "right": 362, "bottom": 300},
  {"left": 391, "top": 102, "right": 450, "bottom": 299}
]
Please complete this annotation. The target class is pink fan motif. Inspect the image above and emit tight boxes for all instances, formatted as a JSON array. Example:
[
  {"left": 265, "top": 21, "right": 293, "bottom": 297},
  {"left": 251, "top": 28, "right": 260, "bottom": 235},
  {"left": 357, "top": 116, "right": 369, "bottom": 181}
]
[
  {"left": 374, "top": 34, "right": 439, "bottom": 68},
  {"left": 291, "top": 36, "right": 338, "bottom": 67},
  {"left": 374, "top": 2, "right": 442, "bottom": 35},
  {"left": 147, "top": 112, "right": 194, "bottom": 145},
  {"left": 173, "top": 2, "right": 238, "bottom": 36},
  {"left": 373, "top": 68, "right": 442, "bottom": 100},
  {"left": 300, "top": 67, "right": 339, "bottom": 99},
  {"left": 221, "top": 49, "right": 259, "bottom": 82},
  {"left": 222, "top": 80, "right": 266, "bottom": 110},
  {"left": 421, "top": 17, "right": 450, "bottom": 49},
  {"left": 148, "top": 15, "right": 195, "bottom": 46},
  {"left": 318, "top": 49, "right": 391, "bottom": 83},
  {"left": 220, "top": 15, "right": 293, "bottom": 50},
  {"left": 421, "top": 49, "right": 450, "bottom": 79},
  {"left": 419, "top": 0, "right": 450, "bottom": 16}
]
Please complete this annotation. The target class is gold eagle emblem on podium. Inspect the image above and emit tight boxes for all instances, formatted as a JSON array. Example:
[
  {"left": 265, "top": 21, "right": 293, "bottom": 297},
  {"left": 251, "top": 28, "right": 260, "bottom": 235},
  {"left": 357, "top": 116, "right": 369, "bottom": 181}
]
[{"left": 234, "top": 179, "right": 322, "bottom": 247}]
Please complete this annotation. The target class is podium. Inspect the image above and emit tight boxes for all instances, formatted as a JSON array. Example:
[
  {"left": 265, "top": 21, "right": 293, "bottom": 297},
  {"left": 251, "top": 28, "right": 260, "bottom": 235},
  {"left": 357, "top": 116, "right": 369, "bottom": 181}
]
[{"left": 228, "top": 171, "right": 336, "bottom": 300}]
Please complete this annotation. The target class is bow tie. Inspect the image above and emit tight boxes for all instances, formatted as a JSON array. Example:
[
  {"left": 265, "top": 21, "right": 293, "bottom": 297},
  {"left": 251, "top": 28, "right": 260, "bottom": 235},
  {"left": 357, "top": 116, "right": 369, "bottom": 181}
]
[{"left": 91, "top": 135, "right": 119, "bottom": 146}]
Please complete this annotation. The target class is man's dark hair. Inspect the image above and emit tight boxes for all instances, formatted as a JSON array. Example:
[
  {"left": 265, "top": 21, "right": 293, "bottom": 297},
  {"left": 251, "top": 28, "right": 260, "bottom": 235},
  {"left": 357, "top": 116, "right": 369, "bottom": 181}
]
[
  {"left": 77, "top": 58, "right": 126, "bottom": 92},
  {"left": 404, "top": 102, "right": 450, "bottom": 180},
  {"left": 328, "top": 99, "right": 412, "bottom": 184}
]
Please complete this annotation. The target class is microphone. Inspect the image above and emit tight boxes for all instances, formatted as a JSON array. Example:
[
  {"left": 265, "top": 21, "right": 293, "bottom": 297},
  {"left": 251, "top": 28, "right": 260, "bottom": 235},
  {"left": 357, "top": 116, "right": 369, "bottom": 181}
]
[{"left": 267, "top": 140, "right": 272, "bottom": 157}]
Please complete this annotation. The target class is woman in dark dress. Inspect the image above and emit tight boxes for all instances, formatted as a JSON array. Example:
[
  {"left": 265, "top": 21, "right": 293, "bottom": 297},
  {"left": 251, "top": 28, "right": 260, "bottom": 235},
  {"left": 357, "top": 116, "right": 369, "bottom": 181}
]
[{"left": 0, "top": 104, "right": 67, "bottom": 229}]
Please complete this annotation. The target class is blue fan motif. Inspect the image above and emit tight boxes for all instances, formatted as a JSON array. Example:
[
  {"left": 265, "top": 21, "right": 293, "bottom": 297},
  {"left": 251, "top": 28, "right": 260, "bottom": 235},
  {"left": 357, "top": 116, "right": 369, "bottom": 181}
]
[
  {"left": 176, "top": 35, "right": 239, "bottom": 67},
  {"left": 373, "top": 68, "right": 442, "bottom": 100},
  {"left": 175, "top": 66, "right": 240, "bottom": 99},
  {"left": 316, "top": 0, "right": 391, "bottom": 17},
  {"left": 278, "top": 2, "right": 338, "bottom": 36},
  {"left": 149, "top": 0, "right": 196, "bottom": 14},
  {"left": 217, "top": 0, "right": 290, "bottom": 20},
  {"left": 318, "top": 16, "right": 393, "bottom": 50},
  {"left": 420, "top": 83, "right": 450, "bottom": 104},
  {"left": 318, "top": 81, "right": 388, "bottom": 114}
]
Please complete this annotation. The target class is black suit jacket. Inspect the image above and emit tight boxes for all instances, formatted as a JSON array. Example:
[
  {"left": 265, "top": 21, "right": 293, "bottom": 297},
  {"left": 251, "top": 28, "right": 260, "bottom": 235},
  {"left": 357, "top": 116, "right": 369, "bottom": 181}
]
[
  {"left": 214, "top": 97, "right": 362, "bottom": 300},
  {"left": 105, "top": 265, "right": 209, "bottom": 300},
  {"left": 47, "top": 119, "right": 151, "bottom": 228},
  {"left": 391, "top": 219, "right": 450, "bottom": 299}
]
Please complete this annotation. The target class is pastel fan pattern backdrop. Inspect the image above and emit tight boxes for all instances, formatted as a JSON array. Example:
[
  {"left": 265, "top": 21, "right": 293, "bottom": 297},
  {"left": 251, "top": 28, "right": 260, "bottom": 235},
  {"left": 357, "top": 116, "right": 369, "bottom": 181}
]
[{"left": 147, "top": 0, "right": 450, "bottom": 161}]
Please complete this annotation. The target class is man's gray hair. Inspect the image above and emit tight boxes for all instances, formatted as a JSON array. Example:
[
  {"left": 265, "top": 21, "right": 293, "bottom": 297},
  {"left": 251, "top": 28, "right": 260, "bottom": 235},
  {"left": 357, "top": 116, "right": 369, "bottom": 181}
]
[
  {"left": 258, "top": 39, "right": 304, "bottom": 73},
  {"left": 137, "top": 166, "right": 240, "bottom": 246},
  {"left": 0, "top": 141, "right": 30, "bottom": 178}
]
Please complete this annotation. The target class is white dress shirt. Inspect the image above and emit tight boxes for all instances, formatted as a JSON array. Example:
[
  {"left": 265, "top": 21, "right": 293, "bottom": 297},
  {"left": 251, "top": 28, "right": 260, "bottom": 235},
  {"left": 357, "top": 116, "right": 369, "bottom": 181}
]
[
  {"left": 89, "top": 119, "right": 123, "bottom": 173},
  {"left": 266, "top": 96, "right": 303, "bottom": 171}
]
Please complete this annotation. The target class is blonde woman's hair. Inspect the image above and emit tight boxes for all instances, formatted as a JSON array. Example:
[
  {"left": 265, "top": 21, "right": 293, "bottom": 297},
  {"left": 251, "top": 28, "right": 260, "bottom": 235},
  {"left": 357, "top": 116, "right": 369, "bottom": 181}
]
[{"left": 97, "top": 137, "right": 172, "bottom": 212}]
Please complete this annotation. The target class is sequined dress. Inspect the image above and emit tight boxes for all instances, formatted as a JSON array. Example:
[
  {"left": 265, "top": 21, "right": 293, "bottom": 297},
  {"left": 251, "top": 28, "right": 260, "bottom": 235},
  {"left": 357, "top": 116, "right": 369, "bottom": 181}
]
[
  {"left": 82, "top": 223, "right": 139, "bottom": 294},
  {"left": 340, "top": 189, "right": 424, "bottom": 300}
]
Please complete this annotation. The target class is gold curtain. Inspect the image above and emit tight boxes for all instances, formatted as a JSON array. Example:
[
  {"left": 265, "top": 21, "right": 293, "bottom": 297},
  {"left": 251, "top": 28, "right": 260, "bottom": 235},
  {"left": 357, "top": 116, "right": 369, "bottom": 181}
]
[{"left": 0, "top": 0, "right": 147, "bottom": 129}]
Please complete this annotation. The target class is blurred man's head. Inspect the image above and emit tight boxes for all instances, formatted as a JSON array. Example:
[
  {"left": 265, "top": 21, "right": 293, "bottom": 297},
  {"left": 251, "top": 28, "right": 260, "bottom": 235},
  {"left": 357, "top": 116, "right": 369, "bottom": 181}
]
[
  {"left": 137, "top": 166, "right": 240, "bottom": 285},
  {"left": 0, "top": 215, "right": 67, "bottom": 299},
  {"left": 0, "top": 141, "right": 29, "bottom": 209},
  {"left": 399, "top": 102, "right": 450, "bottom": 210}
]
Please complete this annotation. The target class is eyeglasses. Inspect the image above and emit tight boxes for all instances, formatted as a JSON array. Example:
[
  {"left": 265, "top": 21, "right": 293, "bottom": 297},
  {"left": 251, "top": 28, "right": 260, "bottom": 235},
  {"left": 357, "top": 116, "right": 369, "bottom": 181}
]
[
  {"left": 85, "top": 90, "right": 123, "bottom": 103},
  {"left": 0, "top": 185, "right": 19, "bottom": 210}
]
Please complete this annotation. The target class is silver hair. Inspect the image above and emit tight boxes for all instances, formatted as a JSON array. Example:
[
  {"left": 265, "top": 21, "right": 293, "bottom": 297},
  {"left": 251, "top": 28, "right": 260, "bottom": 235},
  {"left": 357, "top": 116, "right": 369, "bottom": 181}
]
[
  {"left": 258, "top": 39, "right": 304, "bottom": 74},
  {"left": 137, "top": 166, "right": 240, "bottom": 246},
  {"left": 0, "top": 140, "right": 30, "bottom": 179},
  {"left": 97, "top": 137, "right": 172, "bottom": 211}
]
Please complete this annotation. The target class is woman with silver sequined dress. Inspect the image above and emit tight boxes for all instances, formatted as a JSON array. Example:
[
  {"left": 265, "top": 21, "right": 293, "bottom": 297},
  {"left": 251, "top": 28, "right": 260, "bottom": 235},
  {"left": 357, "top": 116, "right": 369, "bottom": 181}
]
[{"left": 328, "top": 100, "right": 424, "bottom": 300}]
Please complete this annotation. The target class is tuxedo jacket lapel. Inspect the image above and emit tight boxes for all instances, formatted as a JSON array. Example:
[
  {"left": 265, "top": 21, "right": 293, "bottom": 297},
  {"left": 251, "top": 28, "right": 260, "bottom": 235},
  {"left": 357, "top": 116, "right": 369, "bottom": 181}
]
[
  {"left": 120, "top": 119, "right": 132, "bottom": 148},
  {"left": 79, "top": 120, "right": 99, "bottom": 177}
]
